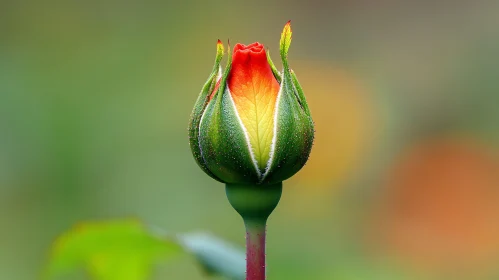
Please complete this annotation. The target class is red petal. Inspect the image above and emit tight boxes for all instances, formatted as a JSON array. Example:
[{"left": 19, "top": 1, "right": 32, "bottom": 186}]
[{"left": 227, "top": 42, "right": 280, "bottom": 170}]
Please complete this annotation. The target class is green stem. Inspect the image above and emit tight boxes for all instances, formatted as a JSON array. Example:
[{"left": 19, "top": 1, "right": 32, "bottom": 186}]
[{"left": 226, "top": 182, "right": 282, "bottom": 280}]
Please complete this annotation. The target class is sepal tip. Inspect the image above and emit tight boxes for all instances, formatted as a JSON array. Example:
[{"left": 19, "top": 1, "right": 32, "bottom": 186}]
[
  {"left": 280, "top": 20, "right": 292, "bottom": 63},
  {"left": 216, "top": 39, "right": 224, "bottom": 58}
]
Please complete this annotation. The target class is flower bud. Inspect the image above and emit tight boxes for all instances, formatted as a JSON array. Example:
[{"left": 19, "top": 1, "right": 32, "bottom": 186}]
[{"left": 188, "top": 22, "right": 314, "bottom": 185}]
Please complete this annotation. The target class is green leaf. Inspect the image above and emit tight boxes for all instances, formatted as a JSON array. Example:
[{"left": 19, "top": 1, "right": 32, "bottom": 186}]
[
  {"left": 44, "top": 220, "right": 246, "bottom": 280},
  {"left": 44, "top": 220, "right": 183, "bottom": 280}
]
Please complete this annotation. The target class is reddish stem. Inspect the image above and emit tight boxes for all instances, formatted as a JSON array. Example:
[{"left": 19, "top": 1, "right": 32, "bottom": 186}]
[
  {"left": 226, "top": 183, "right": 281, "bottom": 280},
  {"left": 245, "top": 221, "right": 266, "bottom": 280}
]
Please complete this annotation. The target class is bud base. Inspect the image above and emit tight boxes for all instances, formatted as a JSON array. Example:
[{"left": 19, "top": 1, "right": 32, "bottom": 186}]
[{"left": 225, "top": 183, "right": 282, "bottom": 222}]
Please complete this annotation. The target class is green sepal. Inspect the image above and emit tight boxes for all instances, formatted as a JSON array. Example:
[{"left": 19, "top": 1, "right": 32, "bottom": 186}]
[
  {"left": 266, "top": 50, "right": 282, "bottom": 83},
  {"left": 279, "top": 20, "right": 292, "bottom": 69},
  {"left": 188, "top": 41, "right": 225, "bottom": 182},
  {"left": 291, "top": 69, "right": 311, "bottom": 116},
  {"left": 263, "top": 21, "right": 314, "bottom": 184},
  {"left": 213, "top": 40, "right": 232, "bottom": 105},
  {"left": 263, "top": 69, "right": 314, "bottom": 183}
]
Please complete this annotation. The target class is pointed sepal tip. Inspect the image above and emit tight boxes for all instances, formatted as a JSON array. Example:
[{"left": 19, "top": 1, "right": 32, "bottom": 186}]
[
  {"left": 280, "top": 20, "right": 292, "bottom": 60},
  {"left": 216, "top": 39, "right": 224, "bottom": 60}
]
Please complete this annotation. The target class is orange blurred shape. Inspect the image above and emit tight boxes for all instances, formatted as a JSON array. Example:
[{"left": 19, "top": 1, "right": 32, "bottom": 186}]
[
  {"left": 368, "top": 137, "right": 499, "bottom": 273},
  {"left": 291, "top": 62, "right": 376, "bottom": 190}
]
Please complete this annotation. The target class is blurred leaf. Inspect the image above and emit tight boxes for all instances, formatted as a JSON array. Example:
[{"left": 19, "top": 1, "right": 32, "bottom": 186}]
[
  {"left": 180, "top": 233, "right": 245, "bottom": 280},
  {"left": 44, "top": 220, "right": 246, "bottom": 280},
  {"left": 44, "top": 220, "right": 182, "bottom": 280}
]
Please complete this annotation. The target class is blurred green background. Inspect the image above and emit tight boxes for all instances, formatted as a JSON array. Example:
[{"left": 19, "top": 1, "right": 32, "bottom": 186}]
[{"left": 1, "top": 1, "right": 498, "bottom": 279}]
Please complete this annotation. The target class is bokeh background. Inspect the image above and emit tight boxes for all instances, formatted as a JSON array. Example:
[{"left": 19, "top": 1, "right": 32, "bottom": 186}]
[{"left": 1, "top": 1, "right": 498, "bottom": 279}]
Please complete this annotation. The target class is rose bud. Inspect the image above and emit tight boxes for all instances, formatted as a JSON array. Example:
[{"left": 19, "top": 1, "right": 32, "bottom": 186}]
[{"left": 188, "top": 21, "right": 314, "bottom": 185}]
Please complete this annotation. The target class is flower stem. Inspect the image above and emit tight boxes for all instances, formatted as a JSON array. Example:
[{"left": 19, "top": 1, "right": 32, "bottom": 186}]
[
  {"left": 225, "top": 183, "right": 282, "bottom": 280},
  {"left": 245, "top": 219, "right": 266, "bottom": 280}
]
